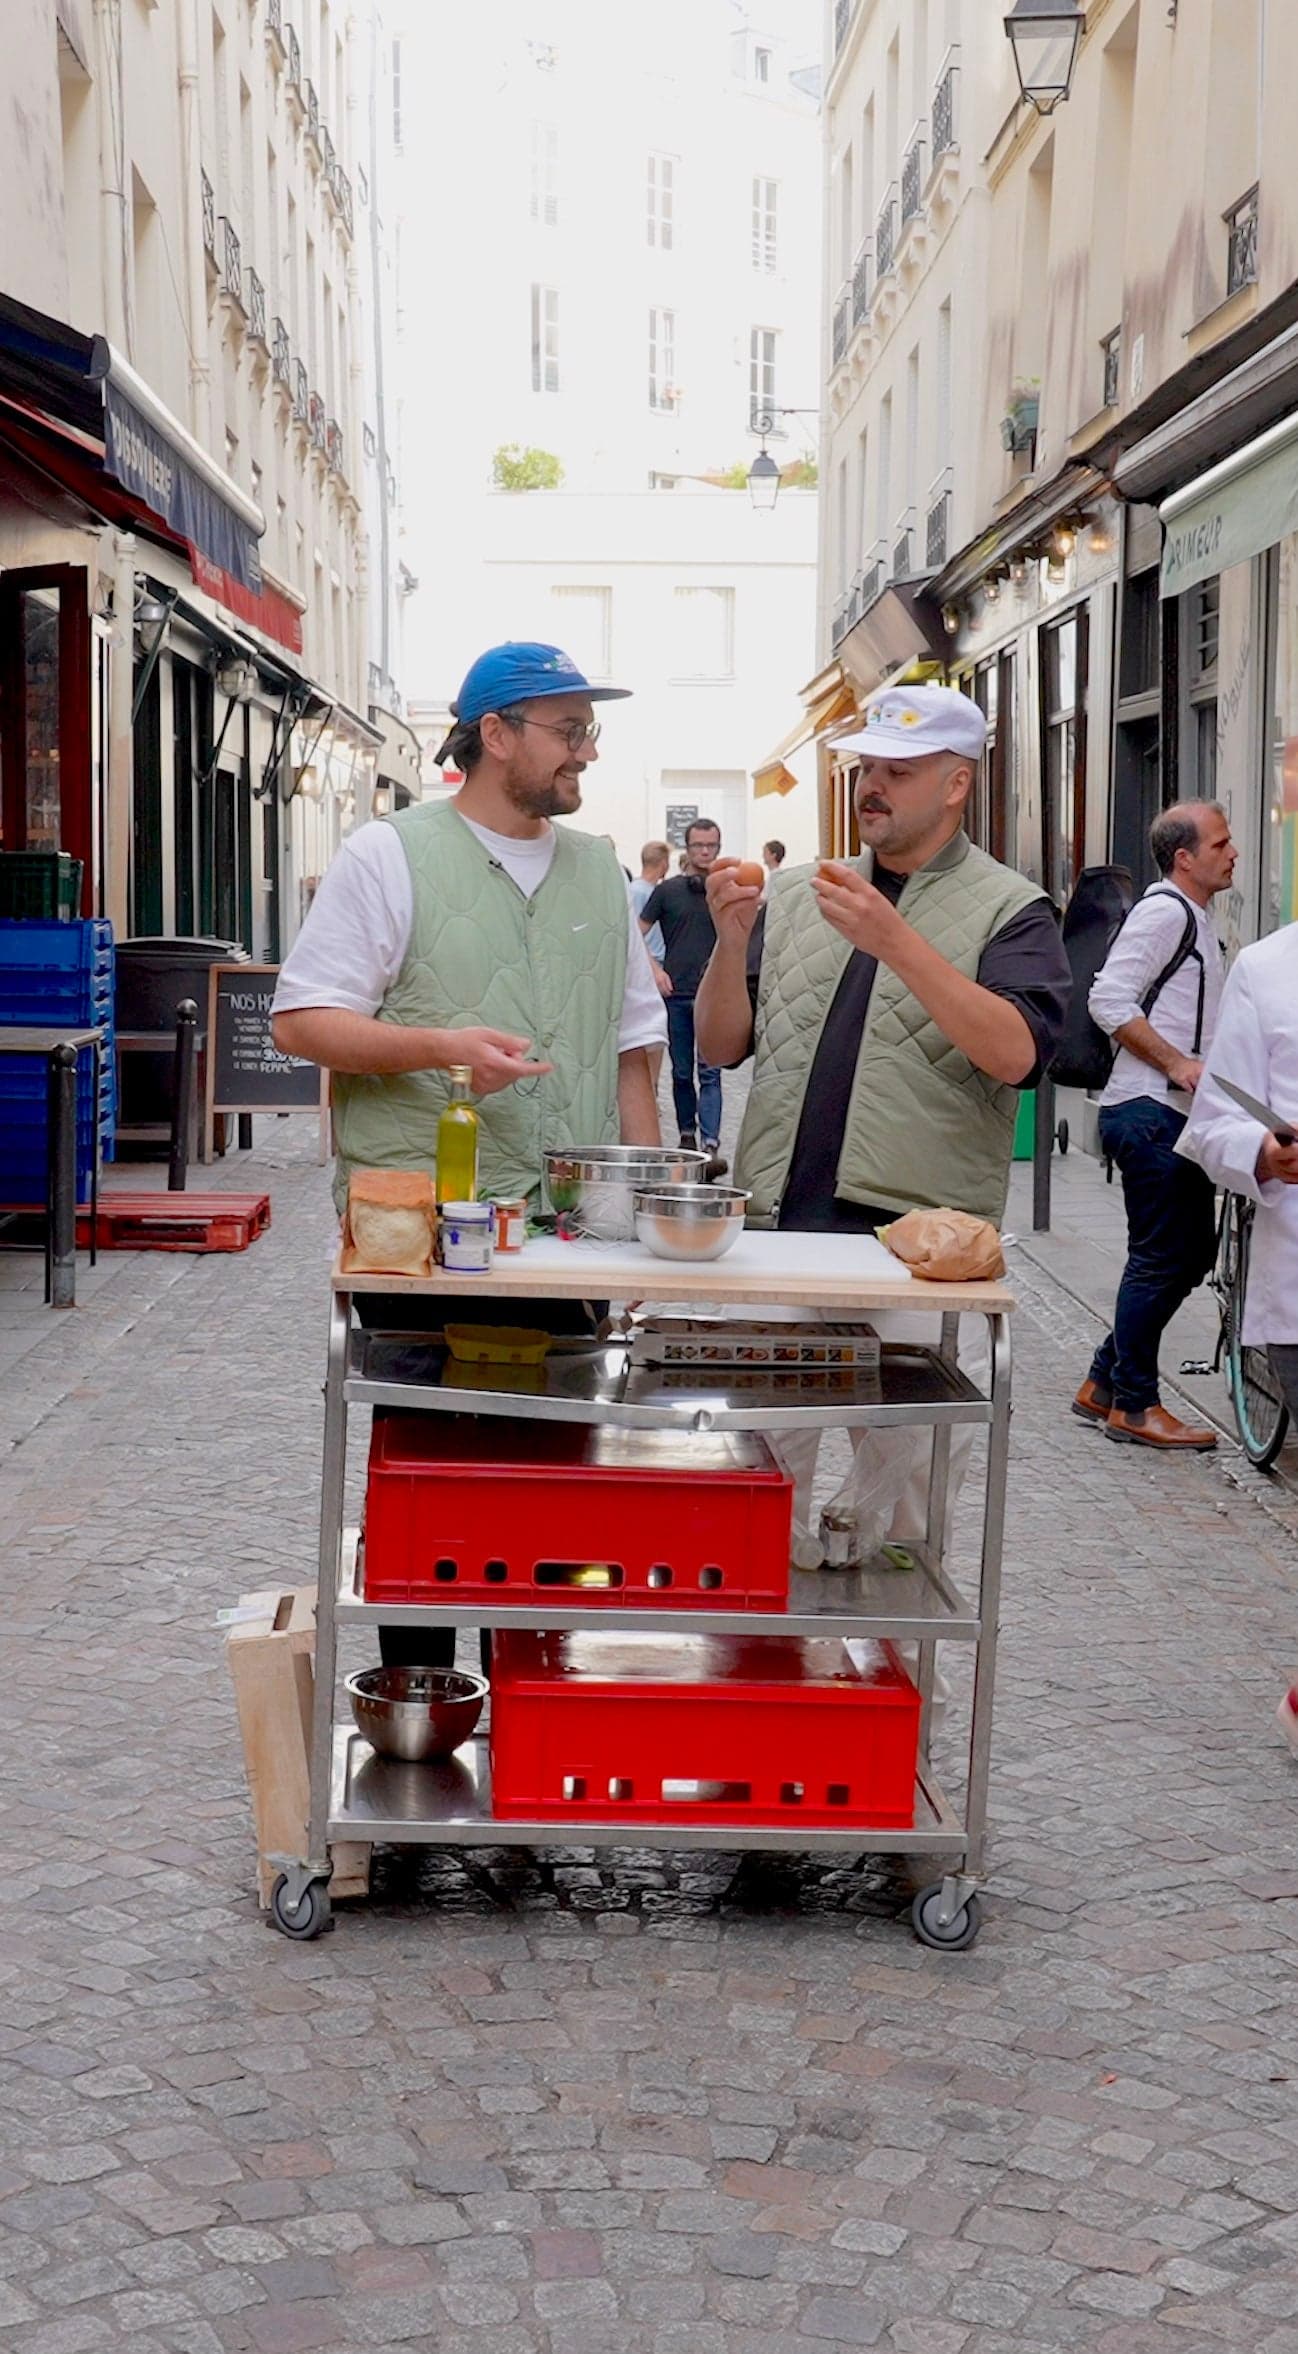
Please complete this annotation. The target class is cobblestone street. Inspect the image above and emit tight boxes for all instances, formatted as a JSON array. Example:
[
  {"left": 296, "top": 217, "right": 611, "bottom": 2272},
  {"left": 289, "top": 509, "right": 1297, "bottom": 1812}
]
[{"left": 3, "top": 1124, "right": 1298, "bottom": 2354}]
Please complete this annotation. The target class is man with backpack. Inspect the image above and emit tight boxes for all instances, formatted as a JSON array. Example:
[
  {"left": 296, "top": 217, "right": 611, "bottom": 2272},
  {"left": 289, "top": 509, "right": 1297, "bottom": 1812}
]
[{"left": 1073, "top": 802, "right": 1236, "bottom": 1448}]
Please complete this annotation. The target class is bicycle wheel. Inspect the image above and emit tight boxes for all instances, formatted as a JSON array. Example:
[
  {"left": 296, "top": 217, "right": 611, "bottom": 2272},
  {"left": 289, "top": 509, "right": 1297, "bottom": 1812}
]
[{"left": 1224, "top": 1198, "right": 1291, "bottom": 1469}]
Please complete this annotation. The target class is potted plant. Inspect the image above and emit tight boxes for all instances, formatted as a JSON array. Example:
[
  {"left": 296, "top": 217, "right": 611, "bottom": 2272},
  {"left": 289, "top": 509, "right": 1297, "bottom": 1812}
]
[{"left": 1000, "top": 378, "right": 1040, "bottom": 454}]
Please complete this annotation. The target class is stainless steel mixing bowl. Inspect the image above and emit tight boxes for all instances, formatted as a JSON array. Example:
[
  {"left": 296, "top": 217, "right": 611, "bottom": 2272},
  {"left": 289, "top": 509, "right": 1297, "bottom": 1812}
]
[
  {"left": 543, "top": 1144, "right": 708, "bottom": 1240},
  {"left": 346, "top": 1666, "right": 487, "bottom": 1762},
  {"left": 632, "top": 1183, "right": 750, "bottom": 1262}
]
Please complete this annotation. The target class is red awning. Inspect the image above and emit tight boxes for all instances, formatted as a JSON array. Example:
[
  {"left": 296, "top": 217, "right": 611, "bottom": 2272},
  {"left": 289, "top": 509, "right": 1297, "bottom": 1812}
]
[{"left": 0, "top": 396, "right": 304, "bottom": 656}]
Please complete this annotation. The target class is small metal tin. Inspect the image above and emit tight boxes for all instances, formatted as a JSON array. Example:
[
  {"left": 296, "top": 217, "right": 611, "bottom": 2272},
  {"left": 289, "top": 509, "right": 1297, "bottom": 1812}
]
[{"left": 818, "top": 1501, "right": 862, "bottom": 1569}]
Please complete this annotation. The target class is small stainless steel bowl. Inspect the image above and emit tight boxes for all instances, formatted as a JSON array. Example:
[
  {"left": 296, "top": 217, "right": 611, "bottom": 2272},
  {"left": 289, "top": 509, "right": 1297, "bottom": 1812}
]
[
  {"left": 632, "top": 1183, "right": 750, "bottom": 1262},
  {"left": 346, "top": 1666, "right": 487, "bottom": 1762},
  {"left": 544, "top": 1144, "right": 709, "bottom": 1239}
]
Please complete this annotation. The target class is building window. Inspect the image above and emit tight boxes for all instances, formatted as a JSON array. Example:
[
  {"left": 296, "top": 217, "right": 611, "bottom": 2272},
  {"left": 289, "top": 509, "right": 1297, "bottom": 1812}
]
[
  {"left": 647, "top": 153, "right": 675, "bottom": 250},
  {"left": 391, "top": 38, "right": 401, "bottom": 148},
  {"left": 749, "top": 326, "right": 778, "bottom": 426},
  {"left": 550, "top": 585, "right": 612, "bottom": 680},
  {"left": 1040, "top": 610, "right": 1089, "bottom": 904},
  {"left": 751, "top": 176, "right": 778, "bottom": 273},
  {"left": 530, "top": 121, "right": 558, "bottom": 225},
  {"left": 530, "top": 284, "right": 559, "bottom": 392},
  {"left": 970, "top": 654, "right": 1012, "bottom": 862},
  {"left": 671, "top": 587, "right": 735, "bottom": 681},
  {"left": 648, "top": 308, "right": 676, "bottom": 410},
  {"left": 1186, "top": 574, "right": 1219, "bottom": 795},
  {"left": 754, "top": 45, "right": 771, "bottom": 81},
  {"left": 649, "top": 472, "right": 679, "bottom": 489}
]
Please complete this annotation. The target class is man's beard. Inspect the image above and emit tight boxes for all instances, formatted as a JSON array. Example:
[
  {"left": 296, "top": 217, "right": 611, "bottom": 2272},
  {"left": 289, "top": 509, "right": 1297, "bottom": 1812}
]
[{"left": 503, "top": 771, "right": 583, "bottom": 819}]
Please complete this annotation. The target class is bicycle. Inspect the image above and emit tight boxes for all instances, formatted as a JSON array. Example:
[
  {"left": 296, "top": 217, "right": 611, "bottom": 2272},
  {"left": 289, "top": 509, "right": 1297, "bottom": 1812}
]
[{"left": 1205, "top": 1191, "right": 1292, "bottom": 1469}]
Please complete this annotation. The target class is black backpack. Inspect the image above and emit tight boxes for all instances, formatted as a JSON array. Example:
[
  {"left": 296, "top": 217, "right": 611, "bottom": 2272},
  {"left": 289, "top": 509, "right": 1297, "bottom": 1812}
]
[{"left": 1050, "top": 866, "right": 1199, "bottom": 1092}]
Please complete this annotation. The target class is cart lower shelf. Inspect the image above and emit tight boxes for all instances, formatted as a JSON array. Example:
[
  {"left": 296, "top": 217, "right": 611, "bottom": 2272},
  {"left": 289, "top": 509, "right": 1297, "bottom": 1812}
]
[{"left": 326, "top": 1726, "right": 969, "bottom": 1856}]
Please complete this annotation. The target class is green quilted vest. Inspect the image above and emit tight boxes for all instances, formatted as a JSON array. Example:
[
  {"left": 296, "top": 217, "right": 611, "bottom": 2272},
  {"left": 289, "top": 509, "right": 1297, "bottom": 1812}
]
[
  {"left": 332, "top": 801, "right": 628, "bottom": 1209},
  {"left": 735, "top": 830, "right": 1046, "bottom": 1225}
]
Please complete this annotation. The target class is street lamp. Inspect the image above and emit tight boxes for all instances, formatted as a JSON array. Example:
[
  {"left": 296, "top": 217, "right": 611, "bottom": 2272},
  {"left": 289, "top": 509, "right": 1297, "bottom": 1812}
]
[
  {"left": 747, "top": 405, "right": 820, "bottom": 510},
  {"left": 1003, "top": 0, "right": 1086, "bottom": 114}
]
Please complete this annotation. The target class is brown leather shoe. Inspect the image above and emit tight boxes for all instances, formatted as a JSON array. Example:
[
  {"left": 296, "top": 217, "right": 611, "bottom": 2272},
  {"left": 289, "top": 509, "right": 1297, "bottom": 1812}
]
[
  {"left": 1104, "top": 1405, "right": 1217, "bottom": 1450},
  {"left": 1072, "top": 1378, "right": 1112, "bottom": 1425}
]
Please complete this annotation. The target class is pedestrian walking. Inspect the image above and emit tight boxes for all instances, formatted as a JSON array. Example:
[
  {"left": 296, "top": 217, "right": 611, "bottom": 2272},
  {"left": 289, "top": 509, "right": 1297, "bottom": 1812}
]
[
  {"left": 272, "top": 638, "right": 667, "bottom": 1669},
  {"left": 1073, "top": 802, "right": 1235, "bottom": 1449},
  {"left": 639, "top": 816, "right": 725, "bottom": 1155},
  {"left": 695, "top": 683, "right": 1070, "bottom": 1562}
]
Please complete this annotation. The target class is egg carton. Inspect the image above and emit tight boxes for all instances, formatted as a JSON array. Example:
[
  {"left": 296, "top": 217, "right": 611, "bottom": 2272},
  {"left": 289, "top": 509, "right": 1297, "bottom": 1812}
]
[{"left": 626, "top": 1316, "right": 881, "bottom": 1371}]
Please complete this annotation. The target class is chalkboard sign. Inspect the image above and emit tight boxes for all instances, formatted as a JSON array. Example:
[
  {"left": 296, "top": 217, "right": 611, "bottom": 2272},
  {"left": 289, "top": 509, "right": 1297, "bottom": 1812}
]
[
  {"left": 664, "top": 803, "right": 699, "bottom": 848},
  {"left": 204, "top": 963, "right": 329, "bottom": 1160}
]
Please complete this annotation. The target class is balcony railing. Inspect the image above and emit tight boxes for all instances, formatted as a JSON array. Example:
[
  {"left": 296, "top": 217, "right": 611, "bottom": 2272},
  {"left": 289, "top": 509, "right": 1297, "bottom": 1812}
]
[
  {"left": 265, "top": 0, "right": 283, "bottom": 44},
  {"left": 834, "top": 0, "right": 851, "bottom": 53},
  {"left": 219, "top": 216, "right": 244, "bottom": 308},
  {"left": 901, "top": 126, "right": 926, "bottom": 226},
  {"left": 860, "top": 555, "right": 883, "bottom": 609},
  {"left": 304, "top": 78, "right": 322, "bottom": 152},
  {"left": 1226, "top": 185, "right": 1258, "bottom": 297},
  {"left": 876, "top": 190, "right": 896, "bottom": 281},
  {"left": 832, "top": 286, "right": 850, "bottom": 366},
  {"left": 293, "top": 357, "right": 309, "bottom": 424},
  {"left": 286, "top": 22, "right": 300, "bottom": 89},
  {"left": 831, "top": 592, "right": 851, "bottom": 647},
  {"left": 926, "top": 486, "right": 950, "bottom": 569},
  {"left": 323, "top": 127, "right": 336, "bottom": 182},
  {"left": 247, "top": 267, "right": 267, "bottom": 345},
  {"left": 892, "top": 520, "right": 915, "bottom": 580},
  {"left": 1101, "top": 326, "right": 1121, "bottom": 409},
  {"left": 200, "top": 168, "right": 216, "bottom": 261},
  {"left": 309, "top": 391, "right": 327, "bottom": 453},
  {"left": 852, "top": 239, "right": 871, "bottom": 327},
  {"left": 932, "top": 51, "right": 958, "bottom": 157},
  {"left": 330, "top": 162, "right": 354, "bottom": 237},
  {"left": 327, "top": 418, "right": 344, "bottom": 474},
  {"left": 272, "top": 316, "right": 291, "bottom": 386}
]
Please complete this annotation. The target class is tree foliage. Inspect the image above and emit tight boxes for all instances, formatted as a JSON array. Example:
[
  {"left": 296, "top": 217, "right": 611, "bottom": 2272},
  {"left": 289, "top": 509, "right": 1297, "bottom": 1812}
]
[{"left": 491, "top": 443, "right": 564, "bottom": 491}]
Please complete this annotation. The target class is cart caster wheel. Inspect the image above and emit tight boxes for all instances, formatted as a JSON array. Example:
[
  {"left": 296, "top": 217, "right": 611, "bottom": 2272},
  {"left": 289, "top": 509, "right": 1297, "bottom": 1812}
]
[
  {"left": 1056, "top": 1118, "right": 1070, "bottom": 1155},
  {"left": 911, "top": 1884, "right": 982, "bottom": 1951},
  {"left": 270, "top": 1874, "right": 331, "bottom": 1940}
]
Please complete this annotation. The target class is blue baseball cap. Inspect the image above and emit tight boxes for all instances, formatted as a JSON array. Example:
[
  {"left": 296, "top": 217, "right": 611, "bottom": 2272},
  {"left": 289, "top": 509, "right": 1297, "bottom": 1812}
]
[{"left": 444, "top": 641, "right": 631, "bottom": 735}]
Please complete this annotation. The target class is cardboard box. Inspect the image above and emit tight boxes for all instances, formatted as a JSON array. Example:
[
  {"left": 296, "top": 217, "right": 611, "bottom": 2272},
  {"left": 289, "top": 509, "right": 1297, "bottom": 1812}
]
[{"left": 226, "top": 1585, "right": 370, "bottom": 1908}]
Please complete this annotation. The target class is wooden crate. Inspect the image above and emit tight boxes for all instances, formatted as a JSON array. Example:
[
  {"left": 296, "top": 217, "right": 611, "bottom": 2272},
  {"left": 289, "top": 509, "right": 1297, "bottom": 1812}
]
[
  {"left": 226, "top": 1585, "right": 370, "bottom": 1908},
  {"left": 81, "top": 1191, "right": 271, "bottom": 1252}
]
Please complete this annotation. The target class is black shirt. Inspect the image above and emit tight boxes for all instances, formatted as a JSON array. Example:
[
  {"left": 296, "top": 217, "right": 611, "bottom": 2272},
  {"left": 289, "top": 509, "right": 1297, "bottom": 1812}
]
[
  {"left": 639, "top": 873, "right": 716, "bottom": 996},
  {"left": 740, "top": 868, "right": 1071, "bottom": 1233}
]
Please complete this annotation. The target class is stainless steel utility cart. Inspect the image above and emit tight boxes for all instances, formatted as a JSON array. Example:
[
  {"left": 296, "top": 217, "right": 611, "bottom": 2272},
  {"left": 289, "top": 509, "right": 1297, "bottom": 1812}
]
[{"left": 277, "top": 1231, "right": 1013, "bottom": 1950}]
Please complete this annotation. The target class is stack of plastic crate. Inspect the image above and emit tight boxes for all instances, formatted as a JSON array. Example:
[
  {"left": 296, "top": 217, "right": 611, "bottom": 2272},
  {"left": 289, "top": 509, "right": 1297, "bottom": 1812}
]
[{"left": 0, "top": 918, "right": 116, "bottom": 1205}]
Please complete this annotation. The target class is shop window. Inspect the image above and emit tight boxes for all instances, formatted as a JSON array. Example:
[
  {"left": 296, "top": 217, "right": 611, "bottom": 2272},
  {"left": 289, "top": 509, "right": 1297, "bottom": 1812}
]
[
  {"left": 1181, "top": 573, "right": 1219, "bottom": 798},
  {"left": 970, "top": 652, "right": 1013, "bottom": 862},
  {"left": 0, "top": 566, "right": 92, "bottom": 902},
  {"left": 1039, "top": 609, "right": 1088, "bottom": 905}
]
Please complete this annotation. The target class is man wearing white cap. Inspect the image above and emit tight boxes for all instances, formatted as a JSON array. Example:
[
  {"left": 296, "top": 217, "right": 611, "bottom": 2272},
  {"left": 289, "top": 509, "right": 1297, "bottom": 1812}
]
[
  {"left": 697, "top": 683, "right": 1070, "bottom": 1235},
  {"left": 695, "top": 683, "right": 1071, "bottom": 1594}
]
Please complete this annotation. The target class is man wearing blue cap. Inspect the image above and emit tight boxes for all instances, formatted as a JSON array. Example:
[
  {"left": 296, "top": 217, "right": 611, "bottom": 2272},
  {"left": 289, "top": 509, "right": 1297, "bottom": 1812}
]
[{"left": 274, "top": 641, "right": 666, "bottom": 1197}]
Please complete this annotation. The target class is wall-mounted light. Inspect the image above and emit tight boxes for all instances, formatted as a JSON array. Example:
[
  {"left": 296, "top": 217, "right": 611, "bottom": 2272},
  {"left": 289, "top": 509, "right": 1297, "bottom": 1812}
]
[
  {"left": 1086, "top": 516, "right": 1114, "bottom": 556},
  {"left": 941, "top": 603, "right": 961, "bottom": 636},
  {"left": 983, "top": 570, "right": 1007, "bottom": 606},
  {"left": 1008, "top": 555, "right": 1030, "bottom": 587},
  {"left": 215, "top": 656, "right": 257, "bottom": 700},
  {"left": 134, "top": 589, "right": 171, "bottom": 629},
  {"left": 1004, "top": 0, "right": 1087, "bottom": 114}
]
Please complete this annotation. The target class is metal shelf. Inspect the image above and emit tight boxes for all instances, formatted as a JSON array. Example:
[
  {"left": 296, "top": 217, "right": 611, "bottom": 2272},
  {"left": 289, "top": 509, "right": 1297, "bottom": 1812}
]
[
  {"left": 336, "top": 1528, "right": 981, "bottom": 1642},
  {"left": 344, "top": 1331, "right": 993, "bottom": 1433},
  {"left": 327, "top": 1726, "right": 968, "bottom": 1857}
]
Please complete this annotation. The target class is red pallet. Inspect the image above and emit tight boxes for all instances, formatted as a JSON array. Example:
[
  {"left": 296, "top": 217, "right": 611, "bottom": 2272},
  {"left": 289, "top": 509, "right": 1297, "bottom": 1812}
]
[
  {"left": 77, "top": 1191, "right": 271, "bottom": 1253},
  {"left": 361, "top": 1414, "right": 791, "bottom": 1610},
  {"left": 490, "top": 1631, "right": 920, "bottom": 1828}
]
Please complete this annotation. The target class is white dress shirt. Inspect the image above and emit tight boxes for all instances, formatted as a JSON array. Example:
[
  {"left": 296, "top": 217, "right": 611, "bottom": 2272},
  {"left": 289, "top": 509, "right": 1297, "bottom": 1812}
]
[
  {"left": 1177, "top": 923, "right": 1298, "bottom": 1346},
  {"left": 1089, "top": 881, "right": 1224, "bottom": 1109},
  {"left": 273, "top": 815, "right": 667, "bottom": 1055}
]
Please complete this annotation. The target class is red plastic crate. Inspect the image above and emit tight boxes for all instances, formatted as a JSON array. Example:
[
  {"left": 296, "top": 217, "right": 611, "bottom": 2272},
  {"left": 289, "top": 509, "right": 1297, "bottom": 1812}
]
[
  {"left": 489, "top": 1631, "right": 920, "bottom": 1828},
  {"left": 361, "top": 1414, "right": 791, "bottom": 1610},
  {"left": 76, "top": 1191, "right": 271, "bottom": 1252}
]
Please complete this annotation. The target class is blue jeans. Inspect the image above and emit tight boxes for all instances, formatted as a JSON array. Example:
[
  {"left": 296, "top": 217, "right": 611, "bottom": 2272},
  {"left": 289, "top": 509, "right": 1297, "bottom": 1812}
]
[
  {"left": 1089, "top": 1097, "right": 1217, "bottom": 1411},
  {"left": 665, "top": 993, "right": 722, "bottom": 1143}
]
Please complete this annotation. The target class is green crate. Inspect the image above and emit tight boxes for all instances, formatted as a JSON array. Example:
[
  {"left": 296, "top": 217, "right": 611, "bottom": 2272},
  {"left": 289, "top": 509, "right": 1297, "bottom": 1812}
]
[{"left": 0, "top": 853, "right": 83, "bottom": 920}]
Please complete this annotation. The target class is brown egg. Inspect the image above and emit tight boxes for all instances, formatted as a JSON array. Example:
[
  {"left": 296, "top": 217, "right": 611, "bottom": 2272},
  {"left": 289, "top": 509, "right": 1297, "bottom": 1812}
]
[{"left": 733, "top": 861, "right": 765, "bottom": 891}]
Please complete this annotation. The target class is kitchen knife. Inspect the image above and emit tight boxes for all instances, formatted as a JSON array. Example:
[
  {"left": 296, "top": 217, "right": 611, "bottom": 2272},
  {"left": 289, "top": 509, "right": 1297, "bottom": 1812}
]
[{"left": 1216, "top": 1075, "right": 1297, "bottom": 1145}]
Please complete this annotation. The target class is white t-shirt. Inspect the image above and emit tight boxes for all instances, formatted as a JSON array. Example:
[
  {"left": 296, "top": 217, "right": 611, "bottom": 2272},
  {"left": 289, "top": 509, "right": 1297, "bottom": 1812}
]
[
  {"left": 273, "top": 815, "right": 667, "bottom": 1055},
  {"left": 1088, "top": 881, "right": 1224, "bottom": 1109}
]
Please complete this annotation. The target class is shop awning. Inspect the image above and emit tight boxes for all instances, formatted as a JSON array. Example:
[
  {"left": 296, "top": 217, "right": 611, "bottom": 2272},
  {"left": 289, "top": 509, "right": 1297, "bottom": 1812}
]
[
  {"left": 752, "top": 664, "right": 859, "bottom": 797},
  {"left": 1159, "top": 410, "right": 1298, "bottom": 597},
  {"left": 0, "top": 290, "right": 273, "bottom": 611}
]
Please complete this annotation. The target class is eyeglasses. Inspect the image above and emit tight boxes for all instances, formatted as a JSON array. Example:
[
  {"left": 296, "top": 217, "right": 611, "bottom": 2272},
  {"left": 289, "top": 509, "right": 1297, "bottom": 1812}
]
[{"left": 513, "top": 715, "right": 602, "bottom": 754}]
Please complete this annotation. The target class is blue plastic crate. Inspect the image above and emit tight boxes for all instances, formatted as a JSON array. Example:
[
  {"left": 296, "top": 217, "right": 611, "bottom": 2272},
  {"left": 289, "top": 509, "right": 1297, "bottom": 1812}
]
[
  {"left": 0, "top": 917, "right": 114, "bottom": 974},
  {"left": 0, "top": 1148, "right": 99, "bottom": 1206}
]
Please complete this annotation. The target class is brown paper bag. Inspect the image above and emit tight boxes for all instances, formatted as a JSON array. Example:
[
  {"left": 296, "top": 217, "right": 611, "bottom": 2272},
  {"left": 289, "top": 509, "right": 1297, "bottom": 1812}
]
[
  {"left": 878, "top": 1207, "right": 1005, "bottom": 1282},
  {"left": 341, "top": 1168, "right": 437, "bottom": 1276}
]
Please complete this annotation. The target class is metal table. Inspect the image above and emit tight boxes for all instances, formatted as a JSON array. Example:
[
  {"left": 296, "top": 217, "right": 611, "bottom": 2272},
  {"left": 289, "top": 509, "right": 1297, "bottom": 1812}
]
[
  {"left": 279, "top": 1234, "right": 1013, "bottom": 1950},
  {"left": 0, "top": 1024, "right": 104, "bottom": 1307}
]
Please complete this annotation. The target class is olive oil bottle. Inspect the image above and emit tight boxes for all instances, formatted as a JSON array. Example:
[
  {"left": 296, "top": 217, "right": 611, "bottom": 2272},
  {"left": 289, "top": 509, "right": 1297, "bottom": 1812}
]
[{"left": 435, "top": 1065, "right": 479, "bottom": 1204}]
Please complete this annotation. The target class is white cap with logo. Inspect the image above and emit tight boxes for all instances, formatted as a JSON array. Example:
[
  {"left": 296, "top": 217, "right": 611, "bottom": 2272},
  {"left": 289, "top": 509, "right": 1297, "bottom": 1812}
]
[{"left": 833, "top": 683, "right": 988, "bottom": 763}]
